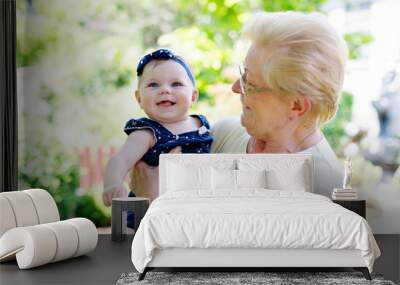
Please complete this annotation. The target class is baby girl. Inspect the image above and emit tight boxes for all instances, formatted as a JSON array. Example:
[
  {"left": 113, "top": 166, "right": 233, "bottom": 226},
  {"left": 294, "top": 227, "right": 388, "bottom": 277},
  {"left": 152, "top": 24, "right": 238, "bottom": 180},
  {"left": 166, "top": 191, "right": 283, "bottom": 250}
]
[{"left": 103, "top": 48, "right": 213, "bottom": 207}]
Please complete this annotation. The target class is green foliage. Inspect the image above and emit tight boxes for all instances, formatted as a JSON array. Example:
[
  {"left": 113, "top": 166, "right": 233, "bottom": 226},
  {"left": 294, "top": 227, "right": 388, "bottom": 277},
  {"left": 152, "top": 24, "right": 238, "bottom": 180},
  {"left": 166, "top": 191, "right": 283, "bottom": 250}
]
[
  {"left": 16, "top": 33, "right": 57, "bottom": 67},
  {"left": 19, "top": 136, "right": 110, "bottom": 226},
  {"left": 322, "top": 91, "right": 353, "bottom": 152},
  {"left": 261, "top": 0, "right": 326, "bottom": 12},
  {"left": 19, "top": 141, "right": 80, "bottom": 219},
  {"left": 75, "top": 194, "right": 110, "bottom": 227},
  {"left": 344, "top": 32, "right": 374, "bottom": 60},
  {"left": 172, "top": 0, "right": 244, "bottom": 47},
  {"left": 16, "top": 9, "right": 59, "bottom": 67}
]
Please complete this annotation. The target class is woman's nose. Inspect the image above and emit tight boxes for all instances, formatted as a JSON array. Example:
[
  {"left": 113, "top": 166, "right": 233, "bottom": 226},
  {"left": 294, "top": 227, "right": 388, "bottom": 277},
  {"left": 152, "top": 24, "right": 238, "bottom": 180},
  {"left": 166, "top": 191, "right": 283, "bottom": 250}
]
[{"left": 232, "top": 79, "right": 241, "bottom": 94}]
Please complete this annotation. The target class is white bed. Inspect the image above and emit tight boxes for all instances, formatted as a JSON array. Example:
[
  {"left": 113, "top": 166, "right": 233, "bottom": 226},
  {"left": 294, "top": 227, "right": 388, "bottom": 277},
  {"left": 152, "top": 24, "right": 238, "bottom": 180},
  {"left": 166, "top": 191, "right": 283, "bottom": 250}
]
[{"left": 131, "top": 154, "right": 380, "bottom": 280}]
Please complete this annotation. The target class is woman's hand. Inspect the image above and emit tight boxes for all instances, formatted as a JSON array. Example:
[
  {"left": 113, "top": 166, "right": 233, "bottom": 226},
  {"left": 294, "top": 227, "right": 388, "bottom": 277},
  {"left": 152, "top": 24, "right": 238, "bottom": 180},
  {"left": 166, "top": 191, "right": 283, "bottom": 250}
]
[
  {"left": 133, "top": 146, "right": 182, "bottom": 201},
  {"left": 102, "top": 184, "right": 128, "bottom": 207}
]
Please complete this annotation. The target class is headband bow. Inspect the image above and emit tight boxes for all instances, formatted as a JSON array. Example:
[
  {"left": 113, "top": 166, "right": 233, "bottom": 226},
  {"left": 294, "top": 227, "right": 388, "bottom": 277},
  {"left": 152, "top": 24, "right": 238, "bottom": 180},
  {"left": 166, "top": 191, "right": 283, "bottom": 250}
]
[{"left": 136, "top": 48, "right": 196, "bottom": 86}]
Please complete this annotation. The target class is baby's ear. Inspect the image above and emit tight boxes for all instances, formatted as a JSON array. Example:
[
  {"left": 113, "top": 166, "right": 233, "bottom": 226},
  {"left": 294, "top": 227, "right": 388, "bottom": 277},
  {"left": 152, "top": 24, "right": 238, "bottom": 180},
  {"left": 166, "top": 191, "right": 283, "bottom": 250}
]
[
  {"left": 135, "top": 90, "right": 142, "bottom": 106},
  {"left": 191, "top": 89, "right": 199, "bottom": 104}
]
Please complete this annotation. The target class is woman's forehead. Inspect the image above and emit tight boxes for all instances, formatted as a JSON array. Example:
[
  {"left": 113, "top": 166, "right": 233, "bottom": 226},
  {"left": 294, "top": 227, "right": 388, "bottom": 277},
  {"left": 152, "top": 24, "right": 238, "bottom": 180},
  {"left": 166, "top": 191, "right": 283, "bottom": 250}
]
[{"left": 244, "top": 46, "right": 268, "bottom": 82}]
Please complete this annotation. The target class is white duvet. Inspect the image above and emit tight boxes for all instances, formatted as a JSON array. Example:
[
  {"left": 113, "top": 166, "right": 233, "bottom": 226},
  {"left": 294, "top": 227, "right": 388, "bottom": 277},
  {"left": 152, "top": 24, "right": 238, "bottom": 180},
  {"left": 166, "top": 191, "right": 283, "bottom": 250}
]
[{"left": 131, "top": 190, "right": 380, "bottom": 273}]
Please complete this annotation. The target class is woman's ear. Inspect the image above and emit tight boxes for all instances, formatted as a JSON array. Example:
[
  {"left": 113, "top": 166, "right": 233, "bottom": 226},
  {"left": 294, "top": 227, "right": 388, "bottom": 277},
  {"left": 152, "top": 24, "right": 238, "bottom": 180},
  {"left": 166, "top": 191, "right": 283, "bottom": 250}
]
[{"left": 291, "top": 96, "right": 311, "bottom": 117}]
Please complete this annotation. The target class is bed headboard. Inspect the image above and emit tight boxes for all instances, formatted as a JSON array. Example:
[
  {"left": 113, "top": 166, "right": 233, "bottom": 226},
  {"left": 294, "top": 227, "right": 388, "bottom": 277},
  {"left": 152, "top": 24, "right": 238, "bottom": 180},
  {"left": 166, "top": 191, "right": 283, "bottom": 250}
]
[{"left": 159, "top": 153, "right": 314, "bottom": 195}]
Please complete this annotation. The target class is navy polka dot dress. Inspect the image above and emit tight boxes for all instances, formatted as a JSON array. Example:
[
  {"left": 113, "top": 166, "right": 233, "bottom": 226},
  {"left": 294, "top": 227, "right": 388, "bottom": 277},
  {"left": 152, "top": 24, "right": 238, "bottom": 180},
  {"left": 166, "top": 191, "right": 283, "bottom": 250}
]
[
  {"left": 123, "top": 114, "right": 213, "bottom": 167},
  {"left": 125, "top": 114, "right": 213, "bottom": 229}
]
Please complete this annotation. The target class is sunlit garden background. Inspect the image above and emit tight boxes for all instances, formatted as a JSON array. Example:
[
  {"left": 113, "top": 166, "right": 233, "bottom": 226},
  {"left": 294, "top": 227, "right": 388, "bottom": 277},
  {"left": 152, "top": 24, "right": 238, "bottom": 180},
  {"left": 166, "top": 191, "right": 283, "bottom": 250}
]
[{"left": 16, "top": 0, "right": 400, "bottom": 232}]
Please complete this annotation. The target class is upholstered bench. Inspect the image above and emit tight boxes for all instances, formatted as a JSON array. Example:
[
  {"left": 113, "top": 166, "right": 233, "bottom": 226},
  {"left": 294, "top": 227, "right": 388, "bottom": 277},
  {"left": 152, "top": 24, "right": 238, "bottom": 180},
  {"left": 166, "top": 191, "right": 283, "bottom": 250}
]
[{"left": 0, "top": 189, "right": 98, "bottom": 269}]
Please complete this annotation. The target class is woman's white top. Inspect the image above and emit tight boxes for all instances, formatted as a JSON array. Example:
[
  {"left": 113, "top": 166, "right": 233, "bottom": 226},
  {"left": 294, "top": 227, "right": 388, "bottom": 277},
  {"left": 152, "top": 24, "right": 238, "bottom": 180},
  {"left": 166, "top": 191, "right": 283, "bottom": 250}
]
[{"left": 210, "top": 117, "right": 343, "bottom": 197}]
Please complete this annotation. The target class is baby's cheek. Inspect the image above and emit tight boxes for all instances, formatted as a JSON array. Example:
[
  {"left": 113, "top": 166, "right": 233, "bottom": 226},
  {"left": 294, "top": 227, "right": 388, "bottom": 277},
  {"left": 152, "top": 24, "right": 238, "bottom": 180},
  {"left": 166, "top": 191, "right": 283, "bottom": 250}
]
[{"left": 181, "top": 97, "right": 194, "bottom": 108}]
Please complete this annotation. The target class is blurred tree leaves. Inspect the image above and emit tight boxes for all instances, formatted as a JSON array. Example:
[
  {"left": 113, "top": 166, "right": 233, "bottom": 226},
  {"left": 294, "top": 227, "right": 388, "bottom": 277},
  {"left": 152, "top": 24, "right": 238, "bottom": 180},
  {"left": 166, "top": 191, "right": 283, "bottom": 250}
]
[
  {"left": 344, "top": 32, "right": 374, "bottom": 60},
  {"left": 18, "top": 136, "right": 80, "bottom": 219},
  {"left": 322, "top": 91, "right": 353, "bottom": 152},
  {"left": 17, "top": 0, "right": 330, "bottom": 100},
  {"left": 261, "top": 0, "right": 326, "bottom": 12},
  {"left": 322, "top": 32, "right": 373, "bottom": 152},
  {"left": 75, "top": 194, "right": 110, "bottom": 227}
]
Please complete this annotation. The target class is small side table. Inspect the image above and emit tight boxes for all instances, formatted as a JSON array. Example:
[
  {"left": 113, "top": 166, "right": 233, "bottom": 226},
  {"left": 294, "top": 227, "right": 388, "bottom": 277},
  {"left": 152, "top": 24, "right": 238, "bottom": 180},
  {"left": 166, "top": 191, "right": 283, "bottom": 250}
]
[
  {"left": 332, "top": 199, "right": 366, "bottom": 218},
  {"left": 112, "top": 197, "right": 149, "bottom": 242}
]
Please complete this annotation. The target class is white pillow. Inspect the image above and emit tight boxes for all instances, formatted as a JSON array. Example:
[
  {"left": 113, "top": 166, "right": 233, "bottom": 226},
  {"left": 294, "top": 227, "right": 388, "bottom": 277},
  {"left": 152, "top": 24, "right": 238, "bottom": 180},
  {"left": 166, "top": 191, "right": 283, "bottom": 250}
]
[
  {"left": 211, "top": 169, "right": 268, "bottom": 190},
  {"left": 237, "top": 159, "right": 309, "bottom": 191},
  {"left": 267, "top": 165, "right": 307, "bottom": 191},
  {"left": 236, "top": 169, "right": 268, "bottom": 189},
  {"left": 212, "top": 168, "right": 237, "bottom": 190},
  {"left": 167, "top": 162, "right": 212, "bottom": 192}
]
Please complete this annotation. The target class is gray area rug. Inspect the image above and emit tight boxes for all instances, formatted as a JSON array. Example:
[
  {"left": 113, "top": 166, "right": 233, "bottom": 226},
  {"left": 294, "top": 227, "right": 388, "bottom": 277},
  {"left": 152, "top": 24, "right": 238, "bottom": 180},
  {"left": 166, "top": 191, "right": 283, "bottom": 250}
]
[{"left": 116, "top": 271, "right": 396, "bottom": 285}]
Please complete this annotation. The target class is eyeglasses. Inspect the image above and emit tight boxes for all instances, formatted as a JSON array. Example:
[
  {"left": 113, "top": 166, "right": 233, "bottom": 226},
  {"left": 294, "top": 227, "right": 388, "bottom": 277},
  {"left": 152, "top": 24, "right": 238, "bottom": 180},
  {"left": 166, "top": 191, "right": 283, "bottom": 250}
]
[{"left": 238, "top": 65, "right": 272, "bottom": 95}]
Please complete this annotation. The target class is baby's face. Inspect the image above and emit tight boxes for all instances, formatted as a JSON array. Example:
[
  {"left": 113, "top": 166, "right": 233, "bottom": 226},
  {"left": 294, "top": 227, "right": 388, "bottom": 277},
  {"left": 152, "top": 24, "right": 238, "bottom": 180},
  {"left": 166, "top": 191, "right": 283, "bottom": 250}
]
[{"left": 136, "top": 60, "right": 197, "bottom": 124}]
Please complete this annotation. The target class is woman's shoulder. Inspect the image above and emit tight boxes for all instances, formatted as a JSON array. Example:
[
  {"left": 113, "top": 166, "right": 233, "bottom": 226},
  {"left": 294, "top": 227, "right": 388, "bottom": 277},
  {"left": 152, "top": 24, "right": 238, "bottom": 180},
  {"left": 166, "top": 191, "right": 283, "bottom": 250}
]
[
  {"left": 210, "top": 117, "right": 249, "bottom": 153},
  {"left": 210, "top": 117, "right": 242, "bottom": 133},
  {"left": 305, "top": 136, "right": 344, "bottom": 196},
  {"left": 311, "top": 137, "right": 343, "bottom": 172}
]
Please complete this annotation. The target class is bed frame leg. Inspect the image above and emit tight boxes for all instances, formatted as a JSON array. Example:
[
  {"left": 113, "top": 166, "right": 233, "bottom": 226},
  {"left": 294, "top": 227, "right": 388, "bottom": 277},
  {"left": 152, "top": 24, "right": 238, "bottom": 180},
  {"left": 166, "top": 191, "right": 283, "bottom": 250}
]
[
  {"left": 354, "top": 267, "right": 371, "bottom": 280},
  {"left": 138, "top": 268, "right": 148, "bottom": 281}
]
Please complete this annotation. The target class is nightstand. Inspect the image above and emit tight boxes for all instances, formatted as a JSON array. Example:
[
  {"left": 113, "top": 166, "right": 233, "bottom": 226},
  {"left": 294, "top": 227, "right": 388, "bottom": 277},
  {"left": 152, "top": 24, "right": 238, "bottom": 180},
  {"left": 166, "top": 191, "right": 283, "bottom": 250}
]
[
  {"left": 111, "top": 197, "right": 149, "bottom": 242},
  {"left": 332, "top": 199, "right": 366, "bottom": 218}
]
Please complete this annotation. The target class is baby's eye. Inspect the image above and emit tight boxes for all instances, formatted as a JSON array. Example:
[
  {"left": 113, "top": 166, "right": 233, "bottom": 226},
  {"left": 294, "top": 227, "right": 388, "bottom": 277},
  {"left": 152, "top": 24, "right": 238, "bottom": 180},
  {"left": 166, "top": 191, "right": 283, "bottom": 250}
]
[
  {"left": 171, "top": 81, "right": 184, "bottom": 87},
  {"left": 147, "top": 82, "right": 159, "bottom": 87}
]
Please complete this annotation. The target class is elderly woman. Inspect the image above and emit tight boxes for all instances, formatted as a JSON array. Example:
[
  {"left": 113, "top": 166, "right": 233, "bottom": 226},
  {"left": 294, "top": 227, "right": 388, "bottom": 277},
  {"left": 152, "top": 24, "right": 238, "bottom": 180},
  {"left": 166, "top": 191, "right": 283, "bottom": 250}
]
[
  {"left": 120, "top": 11, "right": 346, "bottom": 202},
  {"left": 211, "top": 11, "right": 346, "bottom": 197}
]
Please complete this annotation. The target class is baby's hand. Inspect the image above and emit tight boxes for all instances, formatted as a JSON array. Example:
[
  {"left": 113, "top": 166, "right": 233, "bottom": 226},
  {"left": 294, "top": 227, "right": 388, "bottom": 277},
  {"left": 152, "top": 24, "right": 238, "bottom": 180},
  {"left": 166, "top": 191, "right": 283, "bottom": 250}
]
[{"left": 102, "top": 185, "right": 128, "bottom": 207}]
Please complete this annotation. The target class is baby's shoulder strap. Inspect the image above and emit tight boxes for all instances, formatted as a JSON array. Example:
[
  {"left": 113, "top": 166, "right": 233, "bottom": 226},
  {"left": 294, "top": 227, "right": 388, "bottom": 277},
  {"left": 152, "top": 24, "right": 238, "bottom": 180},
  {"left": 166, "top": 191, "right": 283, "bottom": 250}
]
[
  {"left": 195, "top": 114, "right": 211, "bottom": 129},
  {"left": 124, "top": 118, "right": 157, "bottom": 136}
]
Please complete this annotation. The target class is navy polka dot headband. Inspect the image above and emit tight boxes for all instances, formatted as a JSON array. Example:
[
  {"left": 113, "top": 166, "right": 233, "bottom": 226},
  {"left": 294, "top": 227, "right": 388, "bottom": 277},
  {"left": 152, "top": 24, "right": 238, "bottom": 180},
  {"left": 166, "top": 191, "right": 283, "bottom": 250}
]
[{"left": 136, "top": 48, "right": 196, "bottom": 87}]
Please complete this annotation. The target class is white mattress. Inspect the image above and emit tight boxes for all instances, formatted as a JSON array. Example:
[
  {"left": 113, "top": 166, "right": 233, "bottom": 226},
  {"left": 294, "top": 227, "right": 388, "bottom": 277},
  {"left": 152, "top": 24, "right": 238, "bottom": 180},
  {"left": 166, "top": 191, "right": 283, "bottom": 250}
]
[{"left": 131, "top": 190, "right": 380, "bottom": 273}]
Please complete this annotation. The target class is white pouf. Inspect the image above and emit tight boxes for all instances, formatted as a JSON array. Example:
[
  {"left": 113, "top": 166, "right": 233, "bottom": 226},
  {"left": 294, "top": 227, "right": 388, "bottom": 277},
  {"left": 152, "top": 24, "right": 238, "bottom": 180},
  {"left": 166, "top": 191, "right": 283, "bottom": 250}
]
[{"left": 0, "top": 189, "right": 98, "bottom": 269}]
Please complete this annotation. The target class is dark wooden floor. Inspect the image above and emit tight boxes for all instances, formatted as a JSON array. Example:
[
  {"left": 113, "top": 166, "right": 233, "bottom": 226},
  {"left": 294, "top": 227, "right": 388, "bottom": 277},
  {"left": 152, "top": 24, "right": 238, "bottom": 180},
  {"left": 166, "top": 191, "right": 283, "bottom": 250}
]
[
  {"left": 374, "top": 234, "right": 400, "bottom": 284},
  {"left": 0, "top": 234, "right": 398, "bottom": 285},
  {"left": 0, "top": 235, "right": 135, "bottom": 285}
]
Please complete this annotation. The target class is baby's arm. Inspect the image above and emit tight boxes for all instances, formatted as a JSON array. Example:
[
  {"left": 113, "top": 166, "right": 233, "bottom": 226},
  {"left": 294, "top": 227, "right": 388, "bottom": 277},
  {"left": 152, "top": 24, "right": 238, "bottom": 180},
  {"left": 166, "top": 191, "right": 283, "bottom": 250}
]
[{"left": 103, "top": 130, "right": 154, "bottom": 206}]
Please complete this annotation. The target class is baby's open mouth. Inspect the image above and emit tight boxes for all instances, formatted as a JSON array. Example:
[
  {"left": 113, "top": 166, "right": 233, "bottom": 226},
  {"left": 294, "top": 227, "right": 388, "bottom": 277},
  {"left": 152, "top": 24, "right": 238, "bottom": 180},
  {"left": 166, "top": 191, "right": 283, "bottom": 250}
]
[{"left": 157, "top": 100, "right": 176, "bottom": 107}]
